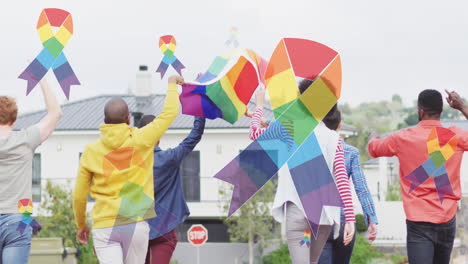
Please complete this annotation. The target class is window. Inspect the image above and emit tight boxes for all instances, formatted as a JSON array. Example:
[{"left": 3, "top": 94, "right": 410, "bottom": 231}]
[
  {"left": 32, "top": 153, "right": 41, "bottom": 202},
  {"left": 180, "top": 151, "right": 200, "bottom": 202}
]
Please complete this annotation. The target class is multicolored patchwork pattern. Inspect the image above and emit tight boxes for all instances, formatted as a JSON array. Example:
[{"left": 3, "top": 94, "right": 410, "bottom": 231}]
[
  {"left": 18, "top": 8, "right": 80, "bottom": 99},
  {"left": 404, "top": 127, "right": 458, "bottom": 203},
  {"left": 156, "top": 35, "right": 185, "bottom": 79},
  {"left": 214, "top": 38, "right": 343, "bottom": 237},
  {"left": 181, "top": 49, "right": 267, "bottom": 124},
  {"left": 17, "top": 199, "right": 41, "bottom": 234},
  {"left": 103, "top": 147, "right": 155, "bottom": 258}
]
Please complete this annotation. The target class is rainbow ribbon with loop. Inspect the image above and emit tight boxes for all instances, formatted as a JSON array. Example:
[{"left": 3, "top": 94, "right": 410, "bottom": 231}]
[
  {"left": 17, "top": 199, "right": 41, "bottom": 235},
  {"left": 18, "top": 8, "right": 80, "bottom": 99},
  {"left": 156, "top": 35, "right": 185, "bottom": 79},
  {"left": 404, "top": 127, "right": 457, "bottom": 203},
  {"left": 299, "top": 230, "right": 312, "bottom": 247}
]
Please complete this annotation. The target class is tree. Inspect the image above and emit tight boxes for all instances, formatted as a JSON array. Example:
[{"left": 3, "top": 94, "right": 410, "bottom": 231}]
[
  {"left": 385, "top": 183, "right": 402, "bottom": 201},
  {"left": 219, "top": 180, "right": 278, "bottom": 264},
  {"left": 392, "top": 94, "right": 403, "bottom": 104},
  {"left": 36, "top": 180, "right": 98, "bottom": 264}
]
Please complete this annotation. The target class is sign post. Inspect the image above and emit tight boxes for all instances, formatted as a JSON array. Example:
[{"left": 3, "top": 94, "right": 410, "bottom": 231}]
[{"left": 187, "top": 224, "right": 208, "bottom": 264}]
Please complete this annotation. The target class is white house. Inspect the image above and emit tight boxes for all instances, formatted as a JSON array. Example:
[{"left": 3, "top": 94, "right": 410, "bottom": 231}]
[{"left": 15, "top": 66, "right": 358, "bottom": 245}]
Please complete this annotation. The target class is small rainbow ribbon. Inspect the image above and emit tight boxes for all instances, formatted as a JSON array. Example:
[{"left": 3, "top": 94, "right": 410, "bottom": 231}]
[
  {"left": 299, "top": 230, "right": 311, "bottom": 248},
  {"left": 18, "top": 8, "right": 80, "bottom": 99},
  {"left": 17, "top": 199, "right": 41, "bottom": 235},
  {"left": 155, "top": 35, "right": 185, "bottom": 79},
  {"left": 225, "top": 27, "right": 239, "bottom": 48},
  {"left": 404, "top": 127, "right": 458, "bottom": 203}
]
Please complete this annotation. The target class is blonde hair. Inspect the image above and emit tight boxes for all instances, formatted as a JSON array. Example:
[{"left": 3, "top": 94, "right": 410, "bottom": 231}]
[{"left": 0, "top": 96, "right": 18, "bottom": 125}]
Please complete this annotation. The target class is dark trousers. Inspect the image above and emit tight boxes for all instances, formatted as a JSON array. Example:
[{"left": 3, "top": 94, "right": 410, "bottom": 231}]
[
  {"left": 145, "top": 229, "right": 178, "bottom": 264},
  {"left": 406, "top": 217, "right": 456, "bottom": 264},
  {"left": 317, "top": 217, "right": 356, "bottom": 264}
]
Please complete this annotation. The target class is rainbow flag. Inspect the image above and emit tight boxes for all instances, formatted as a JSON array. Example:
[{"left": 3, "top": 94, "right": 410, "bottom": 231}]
[
  {"left": 214, "top": 38, "right": 343, "bottom": 237},
  {"left": 180, "top": 49, "right": 267, "bottom": 124}
]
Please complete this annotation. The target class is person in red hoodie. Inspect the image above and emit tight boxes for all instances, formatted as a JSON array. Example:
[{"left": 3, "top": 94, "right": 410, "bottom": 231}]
[{"left": 368, "top": 90, "right": 468, "bottom": 264}]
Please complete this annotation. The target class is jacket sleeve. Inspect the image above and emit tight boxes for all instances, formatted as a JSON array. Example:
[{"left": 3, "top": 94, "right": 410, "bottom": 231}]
[
  {"left": 135, "top": 83, "right": 180, "bottom": 147},
  {"left": 170, "top": 117, "right": 206, "bottom": 164},
  {"left": 349, "top": 149, "right": 378, "bottom": 226},
  {"left": 73, "top": 147, "right": 92, "bottom": 229},
  {"left": 368, "top": 133, "right": 399, "bottom": 158},
  {"left": 334, "top": 140, "right": 356, "bottom": 223}
]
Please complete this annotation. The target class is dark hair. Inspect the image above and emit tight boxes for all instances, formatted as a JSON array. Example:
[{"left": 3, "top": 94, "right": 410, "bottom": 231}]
[
  {"left": 322, "top": 104, "right": 341, "bottom": 131},
  {"left": 298, "top": 79, "right": 313, "bottom": 94},
  {"left": 137, "top": 115, "right": 156, "bottom": 128},
  {"left": 417, "top": 89, "right": 443, "bottom": 116}
]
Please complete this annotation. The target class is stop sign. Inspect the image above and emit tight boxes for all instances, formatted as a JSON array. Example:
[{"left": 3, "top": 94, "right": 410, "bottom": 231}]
[{"left": 187, "top": 224, "right": 208, "bottom": 246}]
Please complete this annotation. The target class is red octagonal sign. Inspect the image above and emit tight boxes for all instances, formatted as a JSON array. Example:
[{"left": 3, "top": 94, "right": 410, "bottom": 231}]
[{"left": 187, "top": 224, "right": 208, "bottom": 246}]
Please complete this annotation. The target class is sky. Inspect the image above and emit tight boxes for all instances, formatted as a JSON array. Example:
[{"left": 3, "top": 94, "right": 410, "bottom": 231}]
[{"left": 1, "top": 0, "right": 468, "bottom": 113}]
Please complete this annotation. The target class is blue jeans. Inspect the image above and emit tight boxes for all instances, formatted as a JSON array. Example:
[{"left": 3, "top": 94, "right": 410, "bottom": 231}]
[
  {"left": 406, "top": 217, "right": 456, "bottom": 264},
  {"left": 318, "top": 216, "right": 356, "bottom": 264},
  {"left": 0, "top": 214, "right": 32, "bottom": 264}
]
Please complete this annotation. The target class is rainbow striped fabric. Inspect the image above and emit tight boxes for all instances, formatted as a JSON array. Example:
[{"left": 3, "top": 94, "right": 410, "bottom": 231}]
[
  {"left": 18, "top": 8, "right": 80, "bottom": 99},
  {"left": 214, "top": 38, "right": 343, "bottom": 236},
  {"left": 180, "top": 49, "right": 267, "bottom": 124},
  {"left": 404, "top": 127, "right": 457, "bottom": 203}
]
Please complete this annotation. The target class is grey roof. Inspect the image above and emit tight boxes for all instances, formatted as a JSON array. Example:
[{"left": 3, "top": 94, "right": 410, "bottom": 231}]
[{"left": 14, "top": 94, "right": 357, "bottom": 131}]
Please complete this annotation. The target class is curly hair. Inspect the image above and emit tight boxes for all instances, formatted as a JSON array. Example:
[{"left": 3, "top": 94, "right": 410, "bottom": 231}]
[{"left": 0, "top": 96, "right": 18, "bottom": 125}]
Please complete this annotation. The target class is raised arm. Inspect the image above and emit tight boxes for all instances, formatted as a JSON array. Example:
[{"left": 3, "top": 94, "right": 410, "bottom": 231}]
[
  {"left": 249, "top": 88, "right": 268, "bottom": 140},
  {"left": 36, "top": 79, "right": 63, "bottom": 142},
  {"left": 135, "top": 76, "right": 181, "bottom": 147},
  {"left": 445, "top": 90, "right": 468, "bottom": 120},
  {"left": 170, "top": 117, "right": 206, "bottom": 163}
]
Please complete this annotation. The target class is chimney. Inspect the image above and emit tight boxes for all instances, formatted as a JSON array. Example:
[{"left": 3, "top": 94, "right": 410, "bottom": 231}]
[
  {"left": 132, "top": 65, "right": 152, "bottom": 127},
  {"left": 135, "top": 65, "right": 152, "bottom": 97}
]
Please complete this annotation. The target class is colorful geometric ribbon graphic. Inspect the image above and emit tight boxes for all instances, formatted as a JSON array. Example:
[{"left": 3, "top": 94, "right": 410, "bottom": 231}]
[
  {"left": 404, "top": 127, "right": 458, "bottom": 203},
  {"left": 299, "top": 230, "right": 312, "bottom": 248},
  {"left": 18, "top": 8, "right": 80, "bottom": 99},
  {"left": 214, "top": 38, "right": 343, "bottom": 237},
  {"left": 181, "top": 49, "right": 267, "bottom": 124},
  {"left": 103, "top": 147, "right": 156, "bottom": 258},
  {"left": 17, "top": 199, "right": 41, "bottom": 235},
  {"left": 156, "top": 35, "right": 185, "bottom": 79},
  {"left": 225, "top": 26, "right": 239, "bottom": 48}
]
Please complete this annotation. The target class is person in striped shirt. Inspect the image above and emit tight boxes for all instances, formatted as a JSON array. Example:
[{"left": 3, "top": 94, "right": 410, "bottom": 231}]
[
  {"left": 318, "top": 106, "right": 378, "bottom": 264},
  {"left": 248, "top": 81, "right": 355, "bottom": 264}
]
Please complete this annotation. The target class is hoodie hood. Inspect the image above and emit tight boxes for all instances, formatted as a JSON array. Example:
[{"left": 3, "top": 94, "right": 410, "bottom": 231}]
[{"left": 99, "top": 124, "right": 132, "bottom": 150}]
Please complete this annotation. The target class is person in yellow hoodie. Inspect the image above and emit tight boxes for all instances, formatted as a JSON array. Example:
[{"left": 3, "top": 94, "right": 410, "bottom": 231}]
[{"left": 73, "top": 76, "right": 183, "bottom": 264}]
